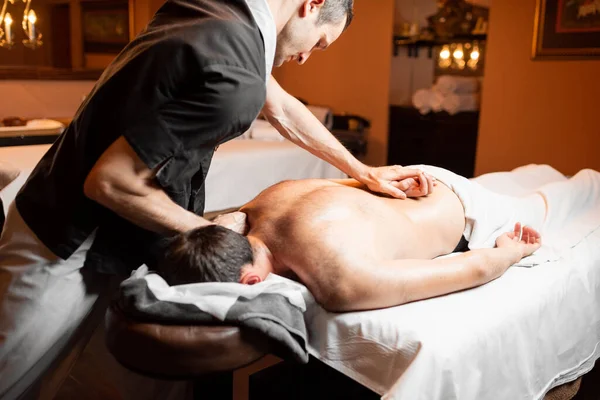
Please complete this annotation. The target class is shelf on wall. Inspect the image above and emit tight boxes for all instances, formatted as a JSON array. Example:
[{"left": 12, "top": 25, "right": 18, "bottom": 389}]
[{"left": 393, "top": 34, "right": 487, "bottom": 57}]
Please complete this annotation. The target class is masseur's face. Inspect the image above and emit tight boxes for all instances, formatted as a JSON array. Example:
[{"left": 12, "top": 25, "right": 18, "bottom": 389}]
[{"left": 274, "top": 1, "right": 347, "bottom": 67}]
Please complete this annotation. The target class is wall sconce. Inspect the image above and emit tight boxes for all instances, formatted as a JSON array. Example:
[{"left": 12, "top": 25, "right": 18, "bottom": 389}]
[
  {"left": 437, "top": 41, "right": 483, "bottom": 72},
  {"left": 0, "top": 0, "right": 42, "bottom": 50}
]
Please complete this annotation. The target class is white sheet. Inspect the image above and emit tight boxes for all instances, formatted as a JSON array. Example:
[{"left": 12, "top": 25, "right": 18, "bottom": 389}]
[
  {"left": 304, "top": 164, "right": 600, "bottom": 400},
  {"left": 0, "top": 140, "right": 345, "bottom": 214},
  {"left": 204, "top": 140, "right": 344, "bottom": 212}
]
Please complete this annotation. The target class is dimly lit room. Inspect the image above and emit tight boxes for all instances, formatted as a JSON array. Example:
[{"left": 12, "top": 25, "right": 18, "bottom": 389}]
[{"left": 1, "top": 0, "right": 599, "bottom": 399}]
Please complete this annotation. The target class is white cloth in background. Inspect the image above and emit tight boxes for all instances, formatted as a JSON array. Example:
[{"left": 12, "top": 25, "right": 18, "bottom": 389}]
[
  {"left": 429, "top": 90, "right": 445, "bottom": 112},
  {"left": 306, "top": 105, "right": 333, "bottom": 130},
  {"left": 248, "top": 119, "right": 284, "bottom": 141},
  {"left": 205, "top": 140, "right": 345, "bottom": 212},
  {"left": 412, "top": 89, "right": 432, "bottom": 115},
  {"left": 441, "top": 92, "right": 480, "bottom": 115},
  {"left": 434, "top": 75, "right": 479, "bottom": 95},
  {"left": 412, "top": 89, "right": 445, "bottom": 115}
]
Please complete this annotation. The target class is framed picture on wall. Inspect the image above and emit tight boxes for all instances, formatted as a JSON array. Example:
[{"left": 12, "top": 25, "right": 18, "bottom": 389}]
[
  {"left": 533, "top": 0, "right": 600, "bottom": 59},
  {"left": 81, "top": 0, "right": 133, "bottom": 54}
]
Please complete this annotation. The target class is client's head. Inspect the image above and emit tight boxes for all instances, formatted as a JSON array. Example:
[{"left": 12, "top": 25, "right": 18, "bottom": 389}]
[{"left": 159, "top": 225, "right": 254, "bottom": 285}]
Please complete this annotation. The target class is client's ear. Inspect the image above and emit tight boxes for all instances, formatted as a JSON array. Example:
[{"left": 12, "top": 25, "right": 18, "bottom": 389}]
[
  {"left": 239, "top": 264, "right": 263, "bottom": 285},
  {"left": 240, "top": 274, "right": 262, "bottom": 285}
]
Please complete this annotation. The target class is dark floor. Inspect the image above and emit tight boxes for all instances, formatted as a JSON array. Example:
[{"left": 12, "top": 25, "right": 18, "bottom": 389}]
[
  {"left": 248, "top": 356, "right": 600, "bottom": 400},
  {"left": 191, "top": 356, "right": 600, "bottom": 400},
  {"left": 573, "top": 360, "right": 600, "bottom": 400},
  {"left": 249, "top": 356, "right": 379, "bottom": 400}
]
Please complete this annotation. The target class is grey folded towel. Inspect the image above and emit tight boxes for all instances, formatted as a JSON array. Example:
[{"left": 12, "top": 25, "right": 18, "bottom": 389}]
[{"left": 116, "top": 272, "right": 309, "bottom": 364}]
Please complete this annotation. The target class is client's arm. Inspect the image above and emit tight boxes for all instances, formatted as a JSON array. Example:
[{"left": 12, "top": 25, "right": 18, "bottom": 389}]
[{"left": 306, "top": 223, "right": 540, "bottom": 312}]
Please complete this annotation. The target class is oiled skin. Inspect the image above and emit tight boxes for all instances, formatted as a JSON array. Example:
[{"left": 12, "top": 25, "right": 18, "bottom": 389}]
[{"left": 240, "top": 179, "right": 466, "bottom": 299}]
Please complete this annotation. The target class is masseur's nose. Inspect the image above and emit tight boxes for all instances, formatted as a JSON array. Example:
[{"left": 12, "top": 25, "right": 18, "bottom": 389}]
[{"left": 298, "top": 51, "right": 312, "bottom": 64}]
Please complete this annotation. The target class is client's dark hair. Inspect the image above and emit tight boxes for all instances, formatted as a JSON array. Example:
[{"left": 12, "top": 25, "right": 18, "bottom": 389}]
[{"left": 158, "top": 225, "right": 254, "bottom": 285}]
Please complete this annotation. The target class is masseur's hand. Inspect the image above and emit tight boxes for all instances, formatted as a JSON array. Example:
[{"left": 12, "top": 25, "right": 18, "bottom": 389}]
[
  {"left": 496, "top": 222, "right": 542, "bottom": 258},
  {"left": 213, "top": 211, "right": 248, "bottom": 235},
  {"left": 361, "top": 166, "right": 435, "bottom": 199}
]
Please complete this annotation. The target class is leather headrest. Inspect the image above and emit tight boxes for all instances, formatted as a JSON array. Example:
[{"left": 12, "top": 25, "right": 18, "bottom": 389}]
[{"left": 105, "top": 305, "right": 269, "bottom": 379}]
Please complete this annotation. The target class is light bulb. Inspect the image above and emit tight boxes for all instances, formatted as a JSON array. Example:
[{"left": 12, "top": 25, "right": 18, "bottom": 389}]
[
  {"left": 453, "top": 44, "right": 464, "bottom": 60},
  {"left": 470, "top": 46, "right": 480, "bottom": 60},
  {"left": 28, "top": 9, "right": 37, "bottom": 24},
  {"left": 3, "top": 13, "right": 13, "bottom": 44},
  {"left": 440, "top": 45, "right": 450, "bottom": 60}
]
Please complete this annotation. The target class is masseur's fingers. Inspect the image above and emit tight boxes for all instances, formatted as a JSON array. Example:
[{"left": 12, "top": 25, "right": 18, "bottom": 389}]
[
  {"left": 365, "top": 166, "right": 440, "bottom": 199},
  {"left": 382, "top": 183, "right": 407, "bottom": 199},
  {"left": 213, "top": 211, "right": 248, "bottom": 234},
  {"left": 426, "top": 173, "right": 435, "bottom": 193}
]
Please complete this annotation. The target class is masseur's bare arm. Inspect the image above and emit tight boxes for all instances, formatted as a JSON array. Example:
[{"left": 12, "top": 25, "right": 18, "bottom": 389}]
[
  {"left": 302, "top": 223, "right": 541, "bottom": 312},
  {"left": 262, "top": 77, "right": 434, "bottom": 199},
  {"left": 84, "top": 136, "right": 212, "bottom": 234}
]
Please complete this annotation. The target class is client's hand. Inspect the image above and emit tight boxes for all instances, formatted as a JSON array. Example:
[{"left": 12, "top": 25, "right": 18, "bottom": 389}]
[
  {"left": 495, "top": 222, "right": 542, "bottom": 258},
  {"left": 361, "top": 165, "right": 436, "bottom": 199},
  {"left": 213, "top": 211, "right": 248, "bottom": 234}
]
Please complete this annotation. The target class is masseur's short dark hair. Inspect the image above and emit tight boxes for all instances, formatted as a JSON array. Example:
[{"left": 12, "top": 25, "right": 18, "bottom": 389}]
[
  {"left": 159, "top": 225, "right": 254, "bottom": 285},
  {"left": 317, "top": 0, "right": 354, "bottom": 31}
]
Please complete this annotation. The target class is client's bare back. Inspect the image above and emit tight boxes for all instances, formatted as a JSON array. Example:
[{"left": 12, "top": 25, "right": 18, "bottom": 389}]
[{"left": 240, "top": 179, "right": 467, "bottom": 274}]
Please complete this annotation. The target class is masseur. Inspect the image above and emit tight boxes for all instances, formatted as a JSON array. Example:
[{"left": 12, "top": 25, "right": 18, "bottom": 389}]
[{"left": 0, "top": 0, "right": 435, "bottom": 398}]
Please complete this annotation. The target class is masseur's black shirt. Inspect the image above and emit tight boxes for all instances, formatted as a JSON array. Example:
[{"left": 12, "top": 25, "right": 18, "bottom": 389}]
[{"left": 15, "top": 0, "right": 266, "bottom": 274}]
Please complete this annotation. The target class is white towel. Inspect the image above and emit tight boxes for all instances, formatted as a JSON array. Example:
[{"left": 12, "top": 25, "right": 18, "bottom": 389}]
[
  {"left": 131, "top": 267, "right": 307, "bottom": 321},
  {"left": 412, "top": 165, "right": 600, "bottom": 267},
  {"left": 412, "top": 89, "right": 433, "bottom": 115},
  {"left": 430, "top": 90, "right": 445, "bottom": 113},
  {"left": 434, "top": 75, "right": 479, "bottom": 95},
  {"left": 412, "top": 88, "right": 465, "bottom": 114},
  {"left": 441, "top": 93, "right": 480, "bottom": 115}
]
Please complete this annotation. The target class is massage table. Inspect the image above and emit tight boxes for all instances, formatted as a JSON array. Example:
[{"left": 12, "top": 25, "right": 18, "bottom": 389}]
[
  {"left": 105, "top": 164, "right": 600, "bottom": 400},
  {"left": 0, "top": 140, "right": 345, "bottom": 216}
]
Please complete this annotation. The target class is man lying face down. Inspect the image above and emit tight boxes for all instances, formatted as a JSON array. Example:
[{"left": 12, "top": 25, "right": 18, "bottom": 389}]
[{"left": 158, "top": 165, "right": 554, "bottom": 312}]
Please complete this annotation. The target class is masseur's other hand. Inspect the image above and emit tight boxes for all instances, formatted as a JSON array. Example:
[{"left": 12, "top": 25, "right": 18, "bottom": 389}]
[
  {"left": 496, "top": 222, "right": 542, "bottom": 258},
  {"left": 362, "top": 166, "right": 435, "bottom": 199},
  {"left": 213, "top": 211, "right": 248, "bottom": 234}
]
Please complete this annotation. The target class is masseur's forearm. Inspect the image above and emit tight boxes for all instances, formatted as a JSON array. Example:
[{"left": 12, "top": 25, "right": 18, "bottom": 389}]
[
  {"left": 322, "top": 247, "right": 522, "bottom": 312},
  {"left": 263, "top": 78, "right": 368, "bottom": 181},
  {"left": 86, "top": 179, "right": 211, "bottom": 235},
  {"left": 84, "top": 136, "right": 211, "bottom": 235}
]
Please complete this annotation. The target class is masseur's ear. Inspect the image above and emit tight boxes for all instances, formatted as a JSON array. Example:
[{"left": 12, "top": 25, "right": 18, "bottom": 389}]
[{"left": 300, "top": 0, "right": 325, "bottom": 17}]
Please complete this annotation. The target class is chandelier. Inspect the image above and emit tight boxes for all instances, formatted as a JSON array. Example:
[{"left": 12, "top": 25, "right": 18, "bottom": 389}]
[{"left": 0, "top": 0, "right": 42, "bottom": 49}]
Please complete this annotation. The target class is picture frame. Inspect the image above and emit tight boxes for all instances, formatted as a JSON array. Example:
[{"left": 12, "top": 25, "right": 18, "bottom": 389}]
[
  {"left": 532, "top": 0, "right": 600, "bottom": 59},
  {"left": 81, "top": 0, "right": 132, "bottom": 54}
]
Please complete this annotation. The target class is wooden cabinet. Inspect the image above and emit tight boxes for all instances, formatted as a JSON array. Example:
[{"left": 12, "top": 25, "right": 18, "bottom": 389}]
[{"left": 388, "top": 106, "right": 480, "bottom": 178}]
